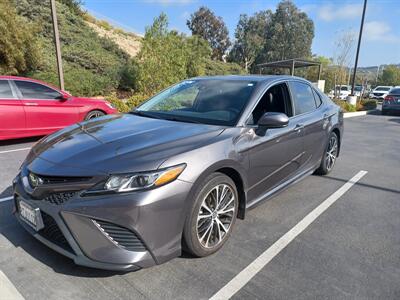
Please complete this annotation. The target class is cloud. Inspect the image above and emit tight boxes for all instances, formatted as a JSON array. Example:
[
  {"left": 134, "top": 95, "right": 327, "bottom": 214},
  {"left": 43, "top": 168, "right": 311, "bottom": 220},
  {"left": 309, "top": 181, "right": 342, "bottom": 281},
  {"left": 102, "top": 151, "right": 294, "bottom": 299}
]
[
  {"left": 364, "top": 21, "right": 399, "bottom": 43},
  {"left": 143, "top": 0, "right": 194, "bottom": 5},
  {"left": 317, "top": 3, "right": 362, "bottom": 21}
]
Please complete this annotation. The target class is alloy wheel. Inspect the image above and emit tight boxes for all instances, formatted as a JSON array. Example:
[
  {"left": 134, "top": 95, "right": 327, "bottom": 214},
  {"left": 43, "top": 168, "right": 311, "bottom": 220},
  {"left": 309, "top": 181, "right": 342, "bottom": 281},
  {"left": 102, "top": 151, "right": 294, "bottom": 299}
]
[
  {"left": 325, "top": 135, "right": 338, "bottom": 171},
  {"left": 196, "top": 184, "right": 236, "bottom": 249}
]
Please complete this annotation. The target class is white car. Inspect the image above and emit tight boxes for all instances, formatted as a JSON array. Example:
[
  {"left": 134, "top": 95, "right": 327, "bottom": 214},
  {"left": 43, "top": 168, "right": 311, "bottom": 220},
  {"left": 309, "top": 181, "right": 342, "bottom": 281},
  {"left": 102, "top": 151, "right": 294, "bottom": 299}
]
[
  {"left": 333, "top": 85, "right": 351, "bottom": 100},
  {"left": 369, "top": 86, "right": 392, "bottom": 99}
]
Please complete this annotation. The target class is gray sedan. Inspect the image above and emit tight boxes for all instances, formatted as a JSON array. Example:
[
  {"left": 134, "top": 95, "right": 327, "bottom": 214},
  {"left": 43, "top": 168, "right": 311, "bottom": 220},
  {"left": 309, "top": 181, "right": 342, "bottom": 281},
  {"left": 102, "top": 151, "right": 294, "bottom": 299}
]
[
  {"left": 382, "top": 88, "right": 400, "bottom": 115},
  {"left": 13, "top": 75, "right": 343, "bottom": 271}
]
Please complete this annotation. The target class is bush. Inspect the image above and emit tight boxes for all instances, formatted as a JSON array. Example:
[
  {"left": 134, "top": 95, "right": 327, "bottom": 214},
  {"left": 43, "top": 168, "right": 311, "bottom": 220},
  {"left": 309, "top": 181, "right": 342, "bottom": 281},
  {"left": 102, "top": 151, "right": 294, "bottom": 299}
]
[
  {"left": 359, "top": 99, "right": 377, "bottom": 111},
  {"left": 106, "top": 93, "right": 130, "bottom": 112},
  {"left": 205, "top": 59, "right": 246, "bottom": 76},
  {"left": 333, "top": 99, "right": 356, "bottom": 112}
]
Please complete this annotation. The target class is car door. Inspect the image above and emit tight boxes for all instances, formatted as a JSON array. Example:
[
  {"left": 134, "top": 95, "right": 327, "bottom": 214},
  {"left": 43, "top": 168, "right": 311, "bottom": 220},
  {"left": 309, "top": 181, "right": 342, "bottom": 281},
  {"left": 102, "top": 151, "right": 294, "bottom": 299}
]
[
  {"left": 243, "top": 82, "right": 305, "bottom": 205},
  {"left": 288, "top": 81, "right": 326, "bottom": 170},
  {"left": 12, "top": 80, "right": 79, "bottom": 134},
  {"left": 0, "top": 80, "right": 26, "bottom": 139}
]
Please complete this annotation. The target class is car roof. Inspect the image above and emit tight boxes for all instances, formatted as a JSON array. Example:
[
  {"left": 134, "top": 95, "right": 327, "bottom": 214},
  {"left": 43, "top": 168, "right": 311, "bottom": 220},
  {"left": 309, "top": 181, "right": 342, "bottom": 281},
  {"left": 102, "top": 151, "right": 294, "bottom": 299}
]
[{"left": 189, "top": 75, "right": 306, "bottom": 84}]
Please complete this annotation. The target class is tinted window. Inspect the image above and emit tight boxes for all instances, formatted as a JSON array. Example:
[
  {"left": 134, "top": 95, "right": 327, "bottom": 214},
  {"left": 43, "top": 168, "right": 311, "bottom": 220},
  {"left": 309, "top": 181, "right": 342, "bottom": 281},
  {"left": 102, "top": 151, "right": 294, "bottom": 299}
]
[
  {"left": 0, "top": 81, "right": 14, "bottom": 99},
  {"left": 14, "top": 81, "right": 61, "bottom": 99},
  {"left": 389, "top": 88, "right": 400, "bottom": 94},
  {"left": 290, "top": 82, "right": 317, "bottom": 115},
  {"left": 312, "top": 89, "right": 323, "bottom": 107},
  {"left": 375, "top": 87, "right": 390, "bottom": 91}
]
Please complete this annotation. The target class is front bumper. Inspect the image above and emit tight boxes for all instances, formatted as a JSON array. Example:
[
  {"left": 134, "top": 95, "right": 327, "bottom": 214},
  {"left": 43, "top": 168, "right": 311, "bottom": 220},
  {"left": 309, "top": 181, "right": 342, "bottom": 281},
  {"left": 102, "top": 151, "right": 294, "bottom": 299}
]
[{"left": 13, "top": 169, "right": 193, "bottom": 271}]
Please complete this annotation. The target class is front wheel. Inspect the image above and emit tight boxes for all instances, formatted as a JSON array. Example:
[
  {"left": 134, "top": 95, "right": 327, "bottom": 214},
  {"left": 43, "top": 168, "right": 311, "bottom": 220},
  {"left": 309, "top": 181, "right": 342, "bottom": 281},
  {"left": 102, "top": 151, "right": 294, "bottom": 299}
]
[
  {"left": 315, "top": 132, "right": 339, "bottom": 175},
  {"left": 85, "top": 110, "right": 105, "bottom": 120},
  {"left": 183, "top": 173, "right": 238, "bottom": 257}
]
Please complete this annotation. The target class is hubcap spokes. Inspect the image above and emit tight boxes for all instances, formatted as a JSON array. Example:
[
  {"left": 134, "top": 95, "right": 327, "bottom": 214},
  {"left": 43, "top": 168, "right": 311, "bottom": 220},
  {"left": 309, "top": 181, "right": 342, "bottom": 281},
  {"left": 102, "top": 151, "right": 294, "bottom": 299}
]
[
  {"left": 196, "top": 184, "right": 235, "bottom": 248},
  {"left": 326, "top": 136, "right": 338, "bottom": 171}
]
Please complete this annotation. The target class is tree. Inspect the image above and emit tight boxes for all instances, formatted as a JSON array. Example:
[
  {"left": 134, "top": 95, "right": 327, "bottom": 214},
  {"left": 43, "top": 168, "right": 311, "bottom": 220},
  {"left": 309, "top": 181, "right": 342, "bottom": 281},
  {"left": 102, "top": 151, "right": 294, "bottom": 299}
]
[
  {"left": 256, "top": 0, "right": 314, "bottom": 69},
  {"left": 0, "top": 0, "right": 40, "bottom": 74},
  {"left": 379, "top": 65, "right": 400, "bottom": 86},
  {"left": 229, "top": 11, "right": 272, "bottom": 72},
  {"left": 187, "top": 7, "right": 230, "bottom": 60},
  {"left": 333, "top": 29, "right": 356, "bottom": 90},
  {"left": 136, "top": 13, "right": 211, "bottom": 95}
]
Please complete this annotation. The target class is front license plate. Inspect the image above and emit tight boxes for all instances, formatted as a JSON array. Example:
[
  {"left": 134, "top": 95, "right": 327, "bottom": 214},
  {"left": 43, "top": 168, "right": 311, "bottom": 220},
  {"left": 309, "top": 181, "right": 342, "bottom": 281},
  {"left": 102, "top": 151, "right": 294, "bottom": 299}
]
[{"left": 19, "top": 200, "right": 44, "bottom": 231}]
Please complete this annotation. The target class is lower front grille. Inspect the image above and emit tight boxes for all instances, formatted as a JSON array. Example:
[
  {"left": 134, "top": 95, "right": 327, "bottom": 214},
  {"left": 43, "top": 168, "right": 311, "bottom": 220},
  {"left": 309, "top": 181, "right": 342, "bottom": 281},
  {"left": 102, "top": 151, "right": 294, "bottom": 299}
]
[
  {"left": 93, "top": 219, "right": 147, "bottom": 252},
  {"left": 39, "top": 212, "right": 74, "bottom": 254},
  {"left": 42, "top": 192, "right": 76, "bottom": 205}
]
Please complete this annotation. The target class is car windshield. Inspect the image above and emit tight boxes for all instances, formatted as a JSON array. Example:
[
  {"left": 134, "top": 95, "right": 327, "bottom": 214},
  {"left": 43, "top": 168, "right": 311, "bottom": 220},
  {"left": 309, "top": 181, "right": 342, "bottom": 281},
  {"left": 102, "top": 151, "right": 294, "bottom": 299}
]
[
  {"left": 135, "top": 79, "right": 257, "bottom": 126},
  {"left": 376, "top": 87, "right": 390, "bottom": 91}
]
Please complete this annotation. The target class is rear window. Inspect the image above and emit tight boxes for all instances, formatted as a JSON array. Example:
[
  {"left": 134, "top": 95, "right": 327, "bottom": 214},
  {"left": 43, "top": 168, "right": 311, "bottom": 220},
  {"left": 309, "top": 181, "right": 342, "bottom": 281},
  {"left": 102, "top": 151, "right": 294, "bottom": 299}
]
[
  {"left": 0, "top": 80, "right": 14, "bottom": 99},
  {"left": 375, "top": 87, "right": 391, "bottom": 91}
]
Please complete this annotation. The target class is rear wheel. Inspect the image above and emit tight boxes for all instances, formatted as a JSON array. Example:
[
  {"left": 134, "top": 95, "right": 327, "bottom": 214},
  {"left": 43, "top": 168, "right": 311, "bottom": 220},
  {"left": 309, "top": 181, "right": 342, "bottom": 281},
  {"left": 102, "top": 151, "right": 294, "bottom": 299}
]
[
  {"left": 183, "top": 173, "right": 238, "bottom": 257},
  {"left": 315, "top": 131, "right": 339, "bottom": 175},
  {"left": 85, "top": 110, "right": 105, "bottom": 120}
]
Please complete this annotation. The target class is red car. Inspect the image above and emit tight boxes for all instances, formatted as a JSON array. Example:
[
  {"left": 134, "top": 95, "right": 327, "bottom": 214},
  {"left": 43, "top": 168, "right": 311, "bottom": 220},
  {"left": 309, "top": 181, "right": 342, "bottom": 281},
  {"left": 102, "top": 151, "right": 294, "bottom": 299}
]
[{"left": 0, "top": 76, "right": 118, "bottom": 140}]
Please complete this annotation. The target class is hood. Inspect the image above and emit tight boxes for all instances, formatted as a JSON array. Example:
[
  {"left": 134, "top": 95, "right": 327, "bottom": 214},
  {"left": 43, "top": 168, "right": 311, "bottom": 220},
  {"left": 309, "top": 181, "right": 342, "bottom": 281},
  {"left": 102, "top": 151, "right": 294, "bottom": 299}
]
[{"left": 28, "top": 114, "right": 224, "bottom": 175}]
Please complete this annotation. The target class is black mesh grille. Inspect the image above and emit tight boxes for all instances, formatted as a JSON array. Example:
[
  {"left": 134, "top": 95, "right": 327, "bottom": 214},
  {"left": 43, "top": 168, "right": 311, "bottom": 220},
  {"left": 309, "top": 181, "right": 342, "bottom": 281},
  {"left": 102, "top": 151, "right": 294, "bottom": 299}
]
[
  {"left": 39, "top": 212, "right": 74, "bottom": 254},
  {"left": 35, "top": 174, "right": 91, "bottom": 184},
  {"left": 94, "top": 220, "right": 146, "bottom": 252},
  {"left": 42, "top": 192, "right": 76, "bottom": 205}
]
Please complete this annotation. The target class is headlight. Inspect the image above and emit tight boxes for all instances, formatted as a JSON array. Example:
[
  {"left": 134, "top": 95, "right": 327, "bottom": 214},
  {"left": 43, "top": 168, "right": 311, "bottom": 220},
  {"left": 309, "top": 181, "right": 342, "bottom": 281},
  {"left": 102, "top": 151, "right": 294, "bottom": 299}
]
[{"left": 97, "top": 164, "right": 186, "bottom": 194}]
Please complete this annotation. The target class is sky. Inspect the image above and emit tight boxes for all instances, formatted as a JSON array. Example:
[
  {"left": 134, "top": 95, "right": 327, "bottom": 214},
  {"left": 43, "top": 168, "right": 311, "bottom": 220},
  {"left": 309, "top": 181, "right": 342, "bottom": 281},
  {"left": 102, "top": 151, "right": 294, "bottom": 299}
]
[{"left": 83, "top": 0, "right": 400, "bottom": 67}]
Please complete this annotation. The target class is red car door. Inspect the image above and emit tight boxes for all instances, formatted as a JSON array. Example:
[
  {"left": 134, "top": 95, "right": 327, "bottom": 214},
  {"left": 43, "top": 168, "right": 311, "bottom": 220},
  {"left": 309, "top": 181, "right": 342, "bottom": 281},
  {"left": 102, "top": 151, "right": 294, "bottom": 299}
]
[
  {"left": 0, "top": 80, "right": 26, "bottom": 140},
  {"left": 12, "top": 80, "right": 79, "bottom": 135}
]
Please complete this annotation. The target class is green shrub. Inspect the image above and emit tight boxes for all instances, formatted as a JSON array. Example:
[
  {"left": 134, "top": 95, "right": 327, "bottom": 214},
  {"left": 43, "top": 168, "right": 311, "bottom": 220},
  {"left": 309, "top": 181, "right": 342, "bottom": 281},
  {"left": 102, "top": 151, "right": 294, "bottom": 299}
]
[
  {"left": 126, "top": 94, "right": 150, "bottom": 109},
  {"left": 97, "top": 20, "right": 113, "bottom": 31},
  {"left": 205, "top": 59, "right": 246, "bottom": 76},
  {"left": 359, "top": 99, "right": 377, "bottom": 110},
  {"left": 333, "top": 99, "right": 356, "bottom": 112},
  {"left": 106, "top": 93, "right": 130, "bottom": 112}
]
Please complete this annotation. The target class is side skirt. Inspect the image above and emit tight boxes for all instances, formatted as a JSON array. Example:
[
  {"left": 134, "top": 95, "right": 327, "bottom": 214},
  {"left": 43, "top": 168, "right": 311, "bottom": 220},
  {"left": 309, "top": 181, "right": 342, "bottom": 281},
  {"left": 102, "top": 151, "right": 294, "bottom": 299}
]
[{"left": 246, "top": 165, "right": 317, "bottom": 210}]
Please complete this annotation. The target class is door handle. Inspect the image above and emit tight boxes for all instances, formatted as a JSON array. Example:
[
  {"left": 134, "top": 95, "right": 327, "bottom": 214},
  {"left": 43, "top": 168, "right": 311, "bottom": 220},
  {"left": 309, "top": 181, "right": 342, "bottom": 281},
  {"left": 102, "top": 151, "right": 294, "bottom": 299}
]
[
  {"left": 25, "top": 102, "right": 38, "bottom": 106},
  {"left": 293, "top": 124, "right": 304, "bottom": 132}
]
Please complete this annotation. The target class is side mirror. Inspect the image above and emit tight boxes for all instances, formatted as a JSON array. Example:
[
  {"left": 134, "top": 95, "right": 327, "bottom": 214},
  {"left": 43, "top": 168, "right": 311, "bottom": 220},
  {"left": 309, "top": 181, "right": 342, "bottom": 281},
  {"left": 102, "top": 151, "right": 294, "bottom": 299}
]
[
  {"left": 57, "top": 94, "right": 69, "bottom": 101},
  {"left": 257, "top": 112, "right": 289, "bottom": 129}
]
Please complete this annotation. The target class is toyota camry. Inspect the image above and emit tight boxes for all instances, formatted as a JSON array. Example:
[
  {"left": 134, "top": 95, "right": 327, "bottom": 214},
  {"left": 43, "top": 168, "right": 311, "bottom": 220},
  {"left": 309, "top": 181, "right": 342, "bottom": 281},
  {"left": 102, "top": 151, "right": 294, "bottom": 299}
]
[{"left": 13, "top": 75, "right": 343, "bottom": 271}]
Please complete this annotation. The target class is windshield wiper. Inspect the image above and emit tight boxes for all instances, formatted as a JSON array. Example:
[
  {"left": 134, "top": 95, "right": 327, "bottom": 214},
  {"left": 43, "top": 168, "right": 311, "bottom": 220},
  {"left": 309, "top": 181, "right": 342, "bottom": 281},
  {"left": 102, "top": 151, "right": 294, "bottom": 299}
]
[{"left": 162, "top": 116, "right": 203, "bottom": 124}]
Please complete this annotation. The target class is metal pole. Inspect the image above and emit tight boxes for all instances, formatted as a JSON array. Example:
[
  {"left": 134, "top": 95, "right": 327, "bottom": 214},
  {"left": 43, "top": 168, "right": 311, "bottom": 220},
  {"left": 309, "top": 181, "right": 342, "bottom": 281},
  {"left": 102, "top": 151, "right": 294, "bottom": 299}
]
[
  {"left": 351, "top": 0, "right": 367, "bottom": 95},
  {"left": 291, "top": 60, "right": 295, "bottom": 76},
  {"left": 50, "top": 0, "right": 64, "bottom": 90},
  {"left": 318, "top": 64, "right": 322, "bottom": 81}
]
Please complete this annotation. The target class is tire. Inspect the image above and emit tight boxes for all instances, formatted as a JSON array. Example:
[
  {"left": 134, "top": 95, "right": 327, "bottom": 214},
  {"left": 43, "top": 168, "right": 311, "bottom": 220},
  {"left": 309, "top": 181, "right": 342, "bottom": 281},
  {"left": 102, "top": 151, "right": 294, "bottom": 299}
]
[
  {"left": 315, "top": 131, "right": 339, "bottom": 176},
  {"left": 183, "top": 173, "right": 238, "bottom": 257},
  {"left": 85, "top": 110, "right": 105, "bottom": 120}
]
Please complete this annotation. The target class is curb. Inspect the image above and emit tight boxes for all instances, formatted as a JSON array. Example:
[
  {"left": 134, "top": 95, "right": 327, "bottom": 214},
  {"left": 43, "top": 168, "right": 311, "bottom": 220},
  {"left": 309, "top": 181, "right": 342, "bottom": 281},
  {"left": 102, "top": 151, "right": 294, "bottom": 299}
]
[{"left": 343, "top": 110, "right": 378, "bottom": 118}]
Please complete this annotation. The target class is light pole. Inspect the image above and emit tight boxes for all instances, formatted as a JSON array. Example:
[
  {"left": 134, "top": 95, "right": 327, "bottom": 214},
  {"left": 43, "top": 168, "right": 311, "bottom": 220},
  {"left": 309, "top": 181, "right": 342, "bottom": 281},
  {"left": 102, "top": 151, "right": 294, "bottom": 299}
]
[
  {"left": 50, "top": 0, "right": 64, "bottom": 90},
  {"left": 350, "top": 0, "right": 367, "bottom": 96}
]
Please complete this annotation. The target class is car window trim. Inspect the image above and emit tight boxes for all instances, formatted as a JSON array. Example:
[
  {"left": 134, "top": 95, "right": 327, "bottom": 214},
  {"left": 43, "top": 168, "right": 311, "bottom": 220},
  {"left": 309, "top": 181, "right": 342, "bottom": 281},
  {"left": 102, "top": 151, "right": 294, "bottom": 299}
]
[
  {"left": 12, "top": 79, "right": 62, "bottom": 100},
  {"left": 0, "top": 80, "right": 18, "bottom": 99}
]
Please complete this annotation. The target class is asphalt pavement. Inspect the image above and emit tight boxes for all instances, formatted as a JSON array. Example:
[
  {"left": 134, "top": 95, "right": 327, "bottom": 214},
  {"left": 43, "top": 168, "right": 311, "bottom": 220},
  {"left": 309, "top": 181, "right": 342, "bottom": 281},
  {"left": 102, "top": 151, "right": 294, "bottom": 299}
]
[{"left": 0, "top": 112, "right": 399, "bottom": 300}]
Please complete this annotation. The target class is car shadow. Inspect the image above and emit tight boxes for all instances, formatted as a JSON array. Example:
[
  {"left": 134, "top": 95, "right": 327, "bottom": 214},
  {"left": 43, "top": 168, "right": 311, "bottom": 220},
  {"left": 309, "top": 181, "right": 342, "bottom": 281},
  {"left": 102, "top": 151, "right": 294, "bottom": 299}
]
[
  {"left": 0, "top": 186, "right": 13, "bottom": 198},
  {"left": 388, "top": 117, "right": 400, "bottom": 123},
  {"left": 0, "top": 136, "right": 42, "bottom": 147}
]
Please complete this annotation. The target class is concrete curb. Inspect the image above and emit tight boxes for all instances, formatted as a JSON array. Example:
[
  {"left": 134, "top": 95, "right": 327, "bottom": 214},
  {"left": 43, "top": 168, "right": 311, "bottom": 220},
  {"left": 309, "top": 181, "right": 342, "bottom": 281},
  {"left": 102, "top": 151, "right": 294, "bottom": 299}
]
[{"left": 343, "top": 110, "right": 379, "bottom": 118}]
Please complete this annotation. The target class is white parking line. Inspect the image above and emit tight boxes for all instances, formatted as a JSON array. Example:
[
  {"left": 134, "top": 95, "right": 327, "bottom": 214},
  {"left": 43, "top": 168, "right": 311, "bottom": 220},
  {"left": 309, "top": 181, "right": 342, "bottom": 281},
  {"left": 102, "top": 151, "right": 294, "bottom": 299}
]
[
  {"left": 0, "top": 270, "right": 25, "bottom": 300},
  {"left": 0, "top": 196, "right": 13, "bottom": 203},
  {"left": 210, "top": 170, "right": 368, "bottom": 300},
  {"left": 0, "top": 147, "right": 31, "bottom": 155}
]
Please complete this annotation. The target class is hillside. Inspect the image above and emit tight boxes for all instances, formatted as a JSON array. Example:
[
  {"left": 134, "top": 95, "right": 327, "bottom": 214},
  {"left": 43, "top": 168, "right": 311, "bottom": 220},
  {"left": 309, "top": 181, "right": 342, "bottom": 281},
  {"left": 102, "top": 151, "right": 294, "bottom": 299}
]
[{"left": 12, "top": 0, "right": 138, "bottom": 96}]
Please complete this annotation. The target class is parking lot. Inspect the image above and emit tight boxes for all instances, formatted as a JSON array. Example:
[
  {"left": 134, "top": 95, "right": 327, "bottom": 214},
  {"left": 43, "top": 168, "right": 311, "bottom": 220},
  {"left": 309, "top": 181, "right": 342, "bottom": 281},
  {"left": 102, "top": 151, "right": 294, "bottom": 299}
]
[{"left": 0, "top": 112, "right": 399, "bottom": 299}]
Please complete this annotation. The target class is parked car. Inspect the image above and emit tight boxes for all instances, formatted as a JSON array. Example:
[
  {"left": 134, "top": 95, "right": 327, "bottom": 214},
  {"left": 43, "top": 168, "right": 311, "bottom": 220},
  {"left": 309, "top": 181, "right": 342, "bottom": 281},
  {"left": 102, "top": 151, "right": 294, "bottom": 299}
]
[
  {"left": 382, "top": 87, "right": 400, "bottom": 115},
  {"left": 354, "top": 85, "right": 364, "bottom": 97},
  {"left": 328, "top": 85, "right": 351, "bottom": 100},
  {"left": 369, "top": 86, "right": 392, "bottom": 100},
  {"left": 13, "top": 75, "right": 343, "bottom": 271},
  {"left": 0, "top": 76, "right": 117, "bottom": 140}
]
